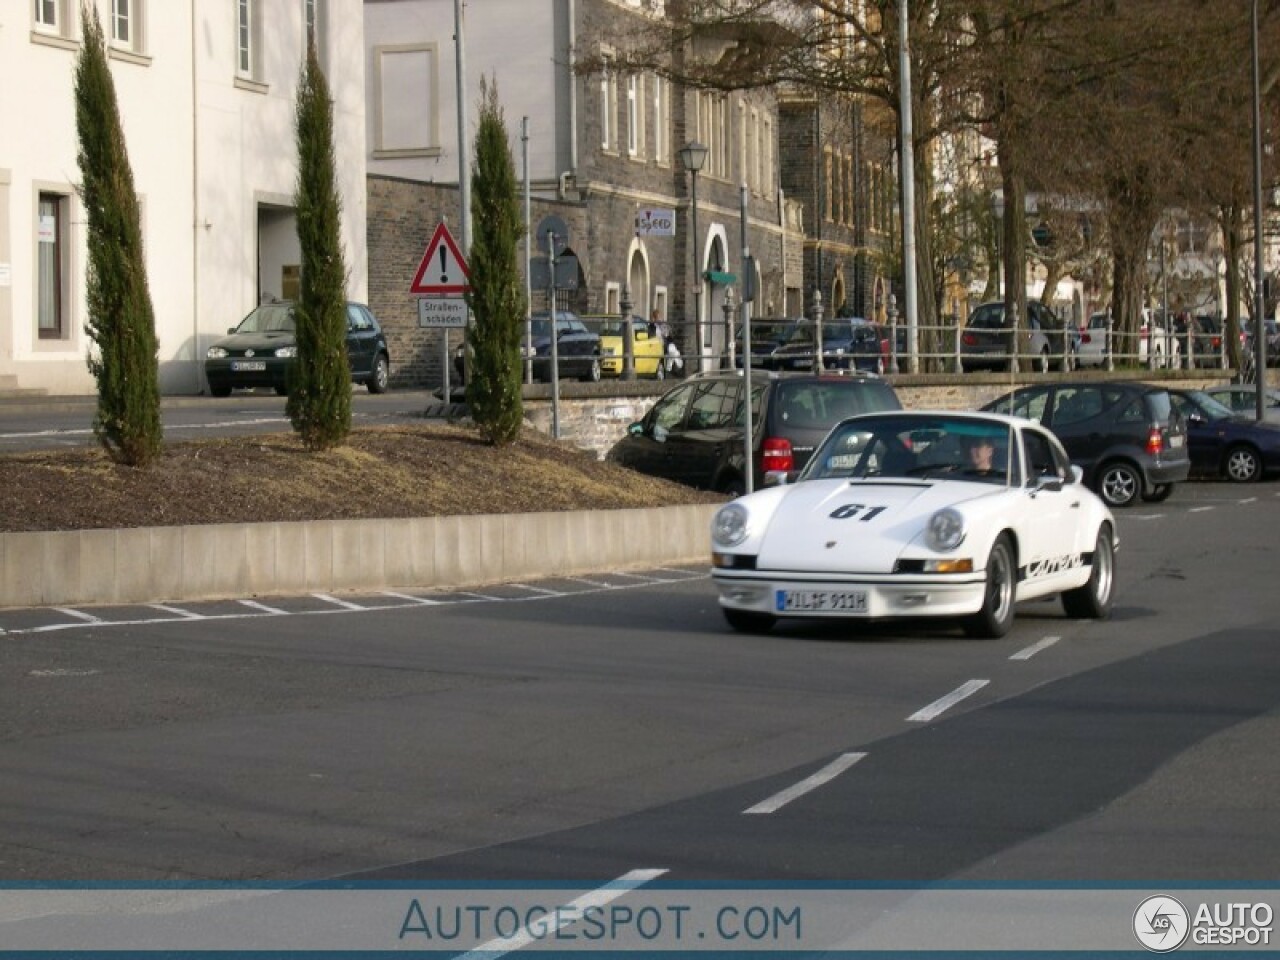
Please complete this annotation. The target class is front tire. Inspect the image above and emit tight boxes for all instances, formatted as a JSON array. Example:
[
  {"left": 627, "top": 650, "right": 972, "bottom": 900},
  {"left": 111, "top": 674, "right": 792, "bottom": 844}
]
[
  {"left": 367, "top": 353, "right": 389, "bottom": 394},
  {"left": 1062, "top": 526, "right": 1115, "bottom": 620},
  {"left": 1224, "top": 444, "right": 1262, "bottom": 482},
  {"left": 724, "top": 608, "right": 776, "bottom": 633},
  {"left": 963, "top": 535, "right": 1016, "bottom": 638},
  {"left": 1096, "top": 460, "right": 1141, "bottom": 508}
]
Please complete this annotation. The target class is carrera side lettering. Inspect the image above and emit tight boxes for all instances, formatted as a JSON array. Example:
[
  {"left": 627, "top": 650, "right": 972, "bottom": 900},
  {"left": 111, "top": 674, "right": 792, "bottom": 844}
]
[{"left": 1025, "top": 553, "right": 1084, "bottom": 578}]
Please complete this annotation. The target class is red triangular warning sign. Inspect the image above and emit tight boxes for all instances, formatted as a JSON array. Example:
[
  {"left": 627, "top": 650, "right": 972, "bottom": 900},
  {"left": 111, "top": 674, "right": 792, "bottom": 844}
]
[{"left": 410, "top": 222, "right": 471, "bottom": 295}]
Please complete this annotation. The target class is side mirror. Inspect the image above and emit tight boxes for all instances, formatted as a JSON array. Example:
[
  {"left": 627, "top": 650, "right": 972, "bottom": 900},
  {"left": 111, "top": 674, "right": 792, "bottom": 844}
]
[
  {"left": 1187, "top": 412, "right": 1206, "bottom": 425},
  {"left": 1035, "top": 474, "right": 1065, "bottom": 493},
  {"left": 227, "top": 327, "right": 238, "bottom": 334},
  {"left": 627, "top": 421, "right": 644, "bottom": 437}
]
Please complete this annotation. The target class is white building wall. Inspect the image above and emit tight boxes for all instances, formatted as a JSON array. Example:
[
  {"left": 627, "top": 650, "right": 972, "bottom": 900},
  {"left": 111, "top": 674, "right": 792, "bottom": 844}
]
[
  {"left": 0, "top": 0, "right": 367, "bottom": 396},
  {"left": 364, "top": 0, "right": 561, "bottom": 186}
]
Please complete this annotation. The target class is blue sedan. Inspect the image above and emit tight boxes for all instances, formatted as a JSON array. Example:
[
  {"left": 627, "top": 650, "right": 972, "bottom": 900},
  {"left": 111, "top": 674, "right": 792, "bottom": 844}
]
[{"left": 1167, "top": 388, "right": 1280, "bottom": 482}]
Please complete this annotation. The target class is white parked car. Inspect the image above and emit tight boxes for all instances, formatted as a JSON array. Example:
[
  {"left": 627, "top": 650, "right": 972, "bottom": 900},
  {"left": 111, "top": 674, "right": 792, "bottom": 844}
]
[{"left": 710, "top": 411, "right": 1117, "bottom": 638}]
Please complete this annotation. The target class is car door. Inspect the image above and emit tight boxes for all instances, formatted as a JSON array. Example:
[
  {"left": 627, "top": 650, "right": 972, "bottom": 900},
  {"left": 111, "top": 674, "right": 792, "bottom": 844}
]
[
  {"left": 613, "top": 381, "right": 697, "bottom": 482},
  {"left": 1015, "top": 426, "right": 1082, "bottom": 593},
  {"left": 676, "top": 377, "right": 742, "bottom": 487},
  {"left": 1044, "top": 386, "right": 1112, "bottom": 475},
  {"left": 344, "top": 304, "right": 377, "bottom": 377},
  {"left": 1170, "top": 393, "right": 1226, "bottom": 472}
]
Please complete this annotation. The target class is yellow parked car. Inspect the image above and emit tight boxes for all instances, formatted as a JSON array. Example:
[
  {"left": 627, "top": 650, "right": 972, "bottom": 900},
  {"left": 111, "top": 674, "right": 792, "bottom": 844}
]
[{"left": 589, "top": 315, "right": 668, "bottom": 380}]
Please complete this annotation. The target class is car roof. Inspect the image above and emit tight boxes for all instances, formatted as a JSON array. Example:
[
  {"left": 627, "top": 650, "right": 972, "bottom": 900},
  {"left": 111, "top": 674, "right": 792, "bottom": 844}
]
[{"left": 848, "top": 409, "right": 1030, "bottom": 430}]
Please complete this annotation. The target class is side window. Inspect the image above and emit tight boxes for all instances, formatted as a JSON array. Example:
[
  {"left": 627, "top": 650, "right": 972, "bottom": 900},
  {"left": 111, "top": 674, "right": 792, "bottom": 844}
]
[
  {"left": 346, "top": 305, "right": 372, "bottom": 331},
  {"left": 650, "top": 383, "right": 693, "bottom": 434},
  {"left": 997, "top": 388, "right": 1049, "bottom": 423},
  {"left": 1115, "top": 397, "right": 1146, "bottom": 423},
  {"left": 1023, "top": 431, "right": 1062, "bottom": 481},
  {"left": 687, "top": 380, "right": 735, "bottom": 430},
  {"left": 1051, "top": 387, "right": 1101, "bottom": 425}
]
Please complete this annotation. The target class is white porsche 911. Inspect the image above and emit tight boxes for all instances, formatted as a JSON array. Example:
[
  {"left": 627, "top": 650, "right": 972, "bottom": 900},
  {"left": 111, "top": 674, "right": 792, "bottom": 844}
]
[{"left": 711, "top": 411, "right": 1117, "bottom": 638}]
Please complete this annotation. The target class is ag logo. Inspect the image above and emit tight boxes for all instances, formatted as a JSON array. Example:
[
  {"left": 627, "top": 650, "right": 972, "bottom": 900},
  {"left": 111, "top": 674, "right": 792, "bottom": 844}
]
[{"left": 1134, "top": 895, "right": 1190, "bottom": 952}]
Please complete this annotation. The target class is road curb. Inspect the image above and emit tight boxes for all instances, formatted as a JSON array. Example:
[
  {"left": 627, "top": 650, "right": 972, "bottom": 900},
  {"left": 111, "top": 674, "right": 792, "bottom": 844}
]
[{"left": 0, "top": 504, "right": 720, "bottom": 609}]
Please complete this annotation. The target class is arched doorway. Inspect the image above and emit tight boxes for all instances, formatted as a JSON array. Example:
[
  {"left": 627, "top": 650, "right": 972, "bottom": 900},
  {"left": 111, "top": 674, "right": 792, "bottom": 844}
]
[
  {"left": 703, "top": 230, "right": 730, "bottom": 368},
  {"left": 626, "top": 241, "right": 650, "bottom": 320}
]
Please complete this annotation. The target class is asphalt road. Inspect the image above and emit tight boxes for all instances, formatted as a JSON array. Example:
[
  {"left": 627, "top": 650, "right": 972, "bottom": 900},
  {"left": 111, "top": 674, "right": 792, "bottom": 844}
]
[
  {"left": 0, "top": 389, "right": 451, "bottom": 451},
  {"left": 1, "top": 481, "right": 1278, "bottom": 888}
]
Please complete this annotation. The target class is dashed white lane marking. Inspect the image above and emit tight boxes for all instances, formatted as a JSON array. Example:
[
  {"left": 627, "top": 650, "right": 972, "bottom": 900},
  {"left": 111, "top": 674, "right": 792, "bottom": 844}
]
[
  {"left": 1125, "top": 514, "right": 1164, "bottom": 521},
  {"left": 149, "top": 604, "right": 203, "bottom": 619},
  {"left": 238, "top": 599, "right": 288, "bottom": 615},
  {"left": 1010, "top": 636, "right": 1060, "bottom": 661},
  {"left": 906, "top": 679, "right": 990, "bottom": 723},
  {"left": 507, "top": 583, "right": 564, "bottom": 596},
  {"left": 53, "top": 607, "right": 103, "bottom": 624},
  {"left": 380, "top": 591, "right": 443, "bottom": 605},
  {"left": 456, "top": 868, "right": 668, "bottom": 960},
  {"left": 1189, "top": 506, "right": 1215, "bottom": 514},
  {"left": 313, "top": 593, "right": 366, "bottom": 611},
  {"left": 608, "top": 571, "right": 664, "bottom": 582},
  {"left": 743, "top": 752, "right": 867, "bottom": 815},
  {"left": 1238, "top": 497, "right": 1257, "bottom": 504}
]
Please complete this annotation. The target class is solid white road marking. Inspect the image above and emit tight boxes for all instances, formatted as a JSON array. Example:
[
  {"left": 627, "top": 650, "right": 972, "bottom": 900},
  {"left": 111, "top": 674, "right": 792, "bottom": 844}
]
[
  {"left": 149, "top": 604, "right": 203, "bottom": 619},
  {"left": 380, "top": 591, "right": 443, "bottom": 605},
  {"left": 907, "top": 679, "right": 990, "bottom": 723},
  {"left": 1010, "top": 636, "right": 1060, "bottom": 661},
  {"left": 53, "top": 607, "right": 103, "bottom": 624},
  {"left": 507, "top": 583, "right": 564, "bottom": 596},
  {"left": 456, "top": 868, "right": 668, "bottom": 959},
  {"left": 1189, "top": 506, "right": 1215, "bottom": 514},
  {"left": 743, "top": 752, "right": 867, "bottom": 815},
  {"left": 238, "top": 599, "right": 288, "bottom": 615},
  {"left": 313, "top": 593, "right": 366, "bottom": 611}
]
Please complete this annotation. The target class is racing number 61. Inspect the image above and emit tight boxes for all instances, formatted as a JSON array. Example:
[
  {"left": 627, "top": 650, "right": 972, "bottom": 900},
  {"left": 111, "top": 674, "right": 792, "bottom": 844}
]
[{"left": 829, "top": 504, "right": 887, "bottom": 522}]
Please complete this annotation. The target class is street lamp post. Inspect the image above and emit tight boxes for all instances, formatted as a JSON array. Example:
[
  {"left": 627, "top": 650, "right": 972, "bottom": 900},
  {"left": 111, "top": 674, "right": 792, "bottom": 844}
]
[{"left": 679, "top": 141, "right": 708, "bottom": 374}]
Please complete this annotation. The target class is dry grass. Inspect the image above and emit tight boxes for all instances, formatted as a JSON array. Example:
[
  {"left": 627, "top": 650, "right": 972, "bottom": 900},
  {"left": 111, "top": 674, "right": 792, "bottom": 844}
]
[{"left": 0, "top": 423, "right": 725, "bottom": 533}]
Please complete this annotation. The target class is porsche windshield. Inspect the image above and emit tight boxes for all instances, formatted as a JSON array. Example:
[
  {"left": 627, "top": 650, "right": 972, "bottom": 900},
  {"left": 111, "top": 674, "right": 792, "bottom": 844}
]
[{"left": 802, "top": 415, "right": 1014, "bottom": 485}]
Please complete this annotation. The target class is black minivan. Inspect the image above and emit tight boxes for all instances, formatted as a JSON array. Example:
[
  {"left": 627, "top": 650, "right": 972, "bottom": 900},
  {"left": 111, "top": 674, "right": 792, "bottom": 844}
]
[
  {"left": 606, "top": 370, "right": 902, "bottom": 496},
  {"left": 982, "top": 381, "right": 1189, "bottom": 507}
]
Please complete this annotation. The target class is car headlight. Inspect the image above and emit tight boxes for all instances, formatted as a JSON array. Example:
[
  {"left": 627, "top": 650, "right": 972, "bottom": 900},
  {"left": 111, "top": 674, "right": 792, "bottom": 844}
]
[
  {"left": 274, "top": 346, "right": 297, "bottom": 358},
  {"left": 206, "top": 346, "right": 228, "bottom": 359},
  {"left": 925, "top": 508, "right": 966, "bottom": 552},
  {"left": 712, "top": 503, "right": 750, "bottom": 548}
]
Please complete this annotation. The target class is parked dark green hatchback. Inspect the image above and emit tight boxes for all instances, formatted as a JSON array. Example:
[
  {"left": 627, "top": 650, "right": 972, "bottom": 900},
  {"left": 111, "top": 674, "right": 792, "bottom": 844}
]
[{"left": 204, "top": 301, "right": 391, "bottom": 397}]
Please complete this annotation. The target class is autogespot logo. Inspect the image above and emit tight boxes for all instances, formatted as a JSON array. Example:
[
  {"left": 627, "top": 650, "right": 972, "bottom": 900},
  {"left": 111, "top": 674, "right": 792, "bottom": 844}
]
[{"left": 1134, "top": 895, "right": 1190, "bottom": 952}]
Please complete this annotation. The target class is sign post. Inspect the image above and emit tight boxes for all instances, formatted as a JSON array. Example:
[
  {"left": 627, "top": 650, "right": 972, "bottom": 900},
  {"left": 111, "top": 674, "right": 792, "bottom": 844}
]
[{"left": 410, "top": 222, "right": 470, "bottom": 400}]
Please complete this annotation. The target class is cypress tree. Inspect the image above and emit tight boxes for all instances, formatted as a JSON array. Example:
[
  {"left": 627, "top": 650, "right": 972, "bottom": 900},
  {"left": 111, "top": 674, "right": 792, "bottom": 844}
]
[
  {"left": 286, "top": 43, "right": 351, "bottom": 451},
  {"left": 74, "top": 5, "right": 162, "bottom": 467},
  {"left": 466, "top": 77, "right": 526, "bottom": 445}
]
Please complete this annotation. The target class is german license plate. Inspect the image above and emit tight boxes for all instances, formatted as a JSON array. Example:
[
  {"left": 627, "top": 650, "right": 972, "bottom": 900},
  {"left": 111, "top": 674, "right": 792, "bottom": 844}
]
[
  {"left": 777, "top": 589, "right": 868, "bottom": 613},
  {"left": 231, "top": 360, "right": 266, "bottom": 371}
]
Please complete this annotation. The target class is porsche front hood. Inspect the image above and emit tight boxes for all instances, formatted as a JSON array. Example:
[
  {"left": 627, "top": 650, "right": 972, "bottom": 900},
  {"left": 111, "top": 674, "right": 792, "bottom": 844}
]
[{"left": 755, "top": 479, "right": 989, "bottom": 574}]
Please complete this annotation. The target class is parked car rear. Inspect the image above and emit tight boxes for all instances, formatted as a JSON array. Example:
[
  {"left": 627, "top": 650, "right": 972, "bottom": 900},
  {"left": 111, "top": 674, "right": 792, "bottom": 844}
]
[
  {"left": 606, "top": 371, "right": 902, "bottom": 496},
  {"left": 981, "top": 381, "right": 1189, "bottom": 507},
  {"left": 960, "top": 300, "right": 1073, "bottom": 373}
]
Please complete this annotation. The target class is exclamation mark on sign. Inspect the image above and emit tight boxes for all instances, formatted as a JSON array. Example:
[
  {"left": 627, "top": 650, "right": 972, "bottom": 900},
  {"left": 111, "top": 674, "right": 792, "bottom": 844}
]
[{"left": 439, "top": 247, "right": 448, "bottom": 284}]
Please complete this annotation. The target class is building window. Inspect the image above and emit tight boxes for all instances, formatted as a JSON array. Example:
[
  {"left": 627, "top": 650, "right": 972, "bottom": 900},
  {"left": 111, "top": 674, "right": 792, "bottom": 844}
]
[
  {"left": 237, "top": 0, "right": 260, "bottom": 78},
  {"left": 652, "top": 74, "right": 668, "bottom": 163},
  {"left": 37, "top": 193, "right": 67, "bottom": 340},
  {"left": 109, "top": 0, "right": 147, "bottom": 55},
  {"left": 34, "top": 0, "right": 73, "bottom": 38},
  {"left": 605, "top": 281, "right": 621, "bottom": 315},
  {"left": 304, "top": 0, "right": 327, "bottom": 59},
  {"left": 763, "top": 116, "right": 773, "bottom": 194},
  {"left": 600, "top": 56, "right": 618, "bottom": 152},
  {"left": 373, "top": 44, "right": 440, "bottom": 157},
  {"left": 738, "top": 100, "right": 748, "bottom": 186},
  {"left": 626, "top": 74, "right": 643, "bottom": 157}
]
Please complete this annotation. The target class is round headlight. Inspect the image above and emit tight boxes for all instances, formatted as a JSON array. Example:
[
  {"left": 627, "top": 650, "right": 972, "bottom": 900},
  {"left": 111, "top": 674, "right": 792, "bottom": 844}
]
[
  {"left": 712, "top": 503, "right": 750, "bottom": 548},
  {"left": 206, "top": 346, "right": 228, "bottom": 359},
  {"left": 925, "top": 508, "right": 966, "bottom": 552}
]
